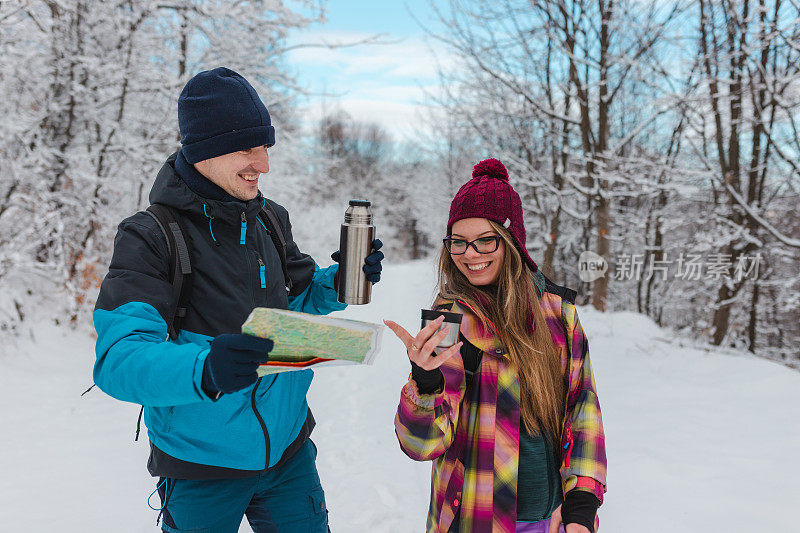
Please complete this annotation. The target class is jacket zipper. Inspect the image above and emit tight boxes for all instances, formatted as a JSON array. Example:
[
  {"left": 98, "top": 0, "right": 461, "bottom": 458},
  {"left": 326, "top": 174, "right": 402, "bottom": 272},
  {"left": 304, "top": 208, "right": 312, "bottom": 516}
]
[
  {"left": 249, "top": 377, "right": 271, "bottom": 470},
  {"left": 239, "top": 212, "right": 247, "bottom": 245},
  {"left": 257, "top": 258, "right": 266, "bottom": 289},
  {"left": 244, "top": 211, "right": 270, "bottom": 470}
]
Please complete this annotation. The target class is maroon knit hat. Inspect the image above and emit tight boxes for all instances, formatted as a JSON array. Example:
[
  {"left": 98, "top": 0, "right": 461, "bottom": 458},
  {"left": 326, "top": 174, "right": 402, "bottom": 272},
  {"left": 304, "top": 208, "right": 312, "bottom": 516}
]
[{"left": 447, "top": 158, "right": 538, "bottom": 272}]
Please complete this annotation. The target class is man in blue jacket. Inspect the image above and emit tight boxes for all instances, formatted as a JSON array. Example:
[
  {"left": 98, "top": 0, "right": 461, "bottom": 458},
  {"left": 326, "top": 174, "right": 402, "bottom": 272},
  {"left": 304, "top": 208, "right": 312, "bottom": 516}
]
[{"left": 93, "top": 67, "right": 383, "bottom": 532}]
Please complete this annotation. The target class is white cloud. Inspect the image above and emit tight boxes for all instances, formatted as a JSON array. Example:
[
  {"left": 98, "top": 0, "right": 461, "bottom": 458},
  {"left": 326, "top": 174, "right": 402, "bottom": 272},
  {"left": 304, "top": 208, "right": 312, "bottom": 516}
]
[
  {"left": 287, "top": 29, "right": 457, "bottom": 141},
  {"left": 288, "top": 30, "right": 454, "bottom": 82},
  {"left": 299, "top": 97, "right": 419, "bottom": 141}
]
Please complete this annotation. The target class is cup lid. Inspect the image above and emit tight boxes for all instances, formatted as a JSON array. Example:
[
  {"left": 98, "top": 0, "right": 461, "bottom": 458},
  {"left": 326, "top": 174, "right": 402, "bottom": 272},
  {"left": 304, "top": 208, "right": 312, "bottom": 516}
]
[{"left": 421, "top": 309, "right": 463, "bottom": 323}]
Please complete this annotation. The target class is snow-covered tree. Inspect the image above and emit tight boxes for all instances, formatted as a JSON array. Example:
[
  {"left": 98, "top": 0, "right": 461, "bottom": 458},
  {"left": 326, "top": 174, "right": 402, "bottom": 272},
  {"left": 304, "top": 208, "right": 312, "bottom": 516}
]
[
  {"left": 0, "top": 0, "right": 323, "bottom": 330},
  {"left": 421, "top": 0, "right": 800, "bottom": 366},
  {"left": 424, "top": 0, "right": 687, "bottom": 305}
]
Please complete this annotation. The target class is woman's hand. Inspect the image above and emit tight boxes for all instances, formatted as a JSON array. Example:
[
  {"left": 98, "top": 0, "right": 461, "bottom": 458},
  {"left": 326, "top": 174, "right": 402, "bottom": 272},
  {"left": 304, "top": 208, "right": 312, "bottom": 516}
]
[
  {"left": 548, "top": 504, "right": 594, "bottom": 533},
  {"left": 383, "top": 315, "right": 463, "bottom": 370}
]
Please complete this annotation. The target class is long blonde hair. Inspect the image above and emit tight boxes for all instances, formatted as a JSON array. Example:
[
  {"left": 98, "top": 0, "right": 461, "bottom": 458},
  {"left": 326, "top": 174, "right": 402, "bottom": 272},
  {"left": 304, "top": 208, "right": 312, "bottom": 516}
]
[{"left": 437, "top": 221, "right": 565, "bottom": 437}]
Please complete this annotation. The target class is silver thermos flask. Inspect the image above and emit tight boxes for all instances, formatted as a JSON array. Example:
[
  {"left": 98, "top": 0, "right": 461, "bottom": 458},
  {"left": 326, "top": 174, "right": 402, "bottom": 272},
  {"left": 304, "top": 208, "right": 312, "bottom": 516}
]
[{"left": 337, "top": 200, "right": 376, "bottom": 305}]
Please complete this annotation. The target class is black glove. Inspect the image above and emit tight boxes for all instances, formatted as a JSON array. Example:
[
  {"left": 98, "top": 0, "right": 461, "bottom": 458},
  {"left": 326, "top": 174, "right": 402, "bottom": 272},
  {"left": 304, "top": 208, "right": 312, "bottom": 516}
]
[
  {"left": 201, "top": 334, "right": 274, "bottom": 398},
  {"left": 411, "top": 361, "right": 444, "bottom": 394},
  {"left": 331, "top": 238, "right": 384, "bottom": 284},
  {"left": 561, "top": 489, "right": 601, "bottom": 533}
]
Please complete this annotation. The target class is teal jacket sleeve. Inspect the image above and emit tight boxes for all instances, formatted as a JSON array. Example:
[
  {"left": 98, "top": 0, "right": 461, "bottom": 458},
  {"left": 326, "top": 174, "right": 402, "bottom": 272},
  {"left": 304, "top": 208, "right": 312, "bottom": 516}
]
[
  {"left": 287, "top": 263, "right": 347, "bottom": 315},
  {"left": 92, "top": 215, "right": 212, "bottom": 407}
]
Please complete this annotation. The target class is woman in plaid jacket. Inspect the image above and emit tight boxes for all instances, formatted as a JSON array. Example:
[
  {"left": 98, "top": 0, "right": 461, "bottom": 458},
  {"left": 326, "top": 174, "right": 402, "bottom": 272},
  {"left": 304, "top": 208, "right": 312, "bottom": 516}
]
[{"left": 385, "top": 159, "right": 607, "bottom": 533}]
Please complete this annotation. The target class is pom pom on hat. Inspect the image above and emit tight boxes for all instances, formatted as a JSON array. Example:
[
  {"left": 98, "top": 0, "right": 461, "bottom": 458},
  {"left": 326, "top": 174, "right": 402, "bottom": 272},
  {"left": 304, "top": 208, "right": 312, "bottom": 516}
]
[{"left": 472, "top": 158, "right": 509, "bottom": 181}]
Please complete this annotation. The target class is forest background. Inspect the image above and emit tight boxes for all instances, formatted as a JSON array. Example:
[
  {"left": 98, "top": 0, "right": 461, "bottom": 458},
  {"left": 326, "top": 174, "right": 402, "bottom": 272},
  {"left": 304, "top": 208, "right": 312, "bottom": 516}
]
[{"left": 0, "top": 0, "right": 798, "bottom": 366}]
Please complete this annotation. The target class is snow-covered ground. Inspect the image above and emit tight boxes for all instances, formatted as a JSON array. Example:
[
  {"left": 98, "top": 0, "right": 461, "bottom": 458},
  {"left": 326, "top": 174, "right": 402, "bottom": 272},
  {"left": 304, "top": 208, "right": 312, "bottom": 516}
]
[{"left": 1, "top": 261, "right": 797, "bottom": 532}]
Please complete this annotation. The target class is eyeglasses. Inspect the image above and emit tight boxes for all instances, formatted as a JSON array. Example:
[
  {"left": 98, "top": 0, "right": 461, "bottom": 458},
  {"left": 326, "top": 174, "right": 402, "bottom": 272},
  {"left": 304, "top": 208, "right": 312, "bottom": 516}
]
[{"left": 443, "top": 235, "right": 502, "bottom": 255}]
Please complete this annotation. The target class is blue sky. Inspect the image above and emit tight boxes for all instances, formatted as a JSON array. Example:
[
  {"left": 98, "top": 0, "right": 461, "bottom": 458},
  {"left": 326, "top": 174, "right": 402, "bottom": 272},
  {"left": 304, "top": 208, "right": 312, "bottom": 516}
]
[{"left": 287, "top": 0, "right": 451, "bottom": 141}]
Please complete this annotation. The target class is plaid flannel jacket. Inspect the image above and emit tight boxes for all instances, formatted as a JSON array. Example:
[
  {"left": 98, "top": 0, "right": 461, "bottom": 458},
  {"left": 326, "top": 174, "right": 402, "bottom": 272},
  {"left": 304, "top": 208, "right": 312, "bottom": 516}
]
[{"left": 394, "top": 285, "right": 607, "bottom": 533}]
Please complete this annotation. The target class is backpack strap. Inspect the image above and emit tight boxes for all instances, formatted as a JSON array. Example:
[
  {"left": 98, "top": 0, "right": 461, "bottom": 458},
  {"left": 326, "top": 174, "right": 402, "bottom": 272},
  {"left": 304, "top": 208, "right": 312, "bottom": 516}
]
[
  {"left": 257, "top": 202, "right": 293, "bottom": 292},
  {"left": 143, "top": 204, "right": 193, "bottom": 340},
  {"left": 542, "top": 273, "right": 577, "bottom": 304}
]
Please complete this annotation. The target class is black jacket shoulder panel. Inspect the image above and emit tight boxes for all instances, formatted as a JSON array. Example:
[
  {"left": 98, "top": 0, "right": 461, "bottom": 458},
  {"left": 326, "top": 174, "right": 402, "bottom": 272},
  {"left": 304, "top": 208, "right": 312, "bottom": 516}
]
[
  {"left": 122, "top": 211, "right": 171, "bottom": 253},
  {"left": 542, "top": 273, "right": 577, "bottom": 305},
  {"left": 94, "top": 211, "right": 174, "bottom": 321},
  {"left": 263, "top": 198, "right": 316, "bottom": 297}
]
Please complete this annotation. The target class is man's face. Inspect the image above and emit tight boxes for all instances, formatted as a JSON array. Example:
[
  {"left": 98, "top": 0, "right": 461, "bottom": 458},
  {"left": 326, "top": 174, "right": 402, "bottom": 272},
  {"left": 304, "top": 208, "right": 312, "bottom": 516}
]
[{"left": 194, "top": 146, "right": 270, "bottom": 201}]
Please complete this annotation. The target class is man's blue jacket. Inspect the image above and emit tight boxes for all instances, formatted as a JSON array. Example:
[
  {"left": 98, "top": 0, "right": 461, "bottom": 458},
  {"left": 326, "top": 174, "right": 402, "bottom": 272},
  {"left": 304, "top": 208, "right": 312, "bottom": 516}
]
[{"left": 93, "top": 153, "right": 345, "bottom": 479}]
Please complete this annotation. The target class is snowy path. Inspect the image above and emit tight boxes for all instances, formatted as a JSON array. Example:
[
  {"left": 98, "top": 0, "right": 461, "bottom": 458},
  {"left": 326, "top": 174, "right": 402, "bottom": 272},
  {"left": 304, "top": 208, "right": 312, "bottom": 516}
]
[{"left": 1, "top": 261, "right": 797, "bottom": 531}]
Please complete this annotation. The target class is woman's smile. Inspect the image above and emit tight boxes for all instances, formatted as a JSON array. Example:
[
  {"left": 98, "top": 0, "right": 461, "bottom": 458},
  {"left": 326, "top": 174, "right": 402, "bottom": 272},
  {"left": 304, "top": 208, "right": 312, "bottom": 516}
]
[
  {"left": 450, "top": 218, "right": 505, "bottom": 285},
  {"left": 465, "top": 261, "right": 491, "bottom": 271}
]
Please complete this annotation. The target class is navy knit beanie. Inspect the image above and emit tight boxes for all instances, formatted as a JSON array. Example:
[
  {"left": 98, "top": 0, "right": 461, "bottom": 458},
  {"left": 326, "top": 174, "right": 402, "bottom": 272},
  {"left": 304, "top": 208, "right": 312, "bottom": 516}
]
[{"left": 178, "top": 67, "right": 276, "bottom": 164}]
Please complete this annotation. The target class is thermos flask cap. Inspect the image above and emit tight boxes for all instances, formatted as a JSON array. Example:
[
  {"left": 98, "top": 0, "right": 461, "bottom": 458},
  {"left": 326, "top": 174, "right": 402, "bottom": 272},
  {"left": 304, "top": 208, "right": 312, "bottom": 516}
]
[{"left": 349, "top": 199, "right": 371, "bottom": 207}]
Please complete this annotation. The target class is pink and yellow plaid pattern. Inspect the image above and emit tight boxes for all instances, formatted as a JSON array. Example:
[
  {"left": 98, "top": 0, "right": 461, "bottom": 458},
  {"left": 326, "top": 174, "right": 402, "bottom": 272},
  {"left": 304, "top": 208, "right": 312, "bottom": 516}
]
[{"left": 394, "top": 290, "right": 607, "bottom": 533}]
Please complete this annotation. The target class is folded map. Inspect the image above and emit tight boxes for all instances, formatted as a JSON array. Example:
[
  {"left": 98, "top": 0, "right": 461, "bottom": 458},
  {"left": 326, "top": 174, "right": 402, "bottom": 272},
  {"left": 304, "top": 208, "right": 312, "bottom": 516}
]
[{"left": 241, "top": 307, "right": 384, "bottom": 376}]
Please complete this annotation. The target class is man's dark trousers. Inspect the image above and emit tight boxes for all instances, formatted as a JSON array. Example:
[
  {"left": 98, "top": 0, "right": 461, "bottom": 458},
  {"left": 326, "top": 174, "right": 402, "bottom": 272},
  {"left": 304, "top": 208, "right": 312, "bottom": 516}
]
[{"left": 158, "top": 439, "right": 329, "bottom": 532}]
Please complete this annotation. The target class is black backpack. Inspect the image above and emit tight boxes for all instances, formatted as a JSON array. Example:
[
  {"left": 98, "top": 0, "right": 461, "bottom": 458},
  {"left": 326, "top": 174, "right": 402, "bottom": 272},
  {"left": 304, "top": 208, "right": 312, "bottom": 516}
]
[{"left": 142, "top": 202, "right": 292, "bottom": 340}]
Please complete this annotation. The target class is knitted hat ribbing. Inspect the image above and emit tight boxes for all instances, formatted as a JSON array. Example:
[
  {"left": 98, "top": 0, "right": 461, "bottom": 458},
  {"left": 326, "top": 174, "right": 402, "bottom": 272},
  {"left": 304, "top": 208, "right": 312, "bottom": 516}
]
[{"left": 178, "top": 67, "right": 275, "bottom": 164}]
